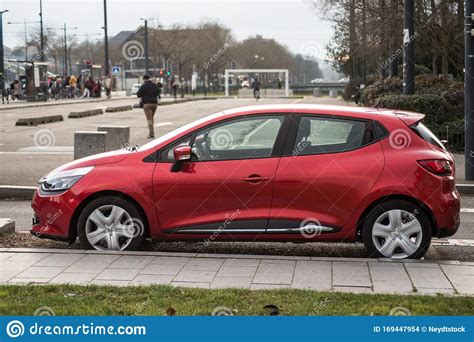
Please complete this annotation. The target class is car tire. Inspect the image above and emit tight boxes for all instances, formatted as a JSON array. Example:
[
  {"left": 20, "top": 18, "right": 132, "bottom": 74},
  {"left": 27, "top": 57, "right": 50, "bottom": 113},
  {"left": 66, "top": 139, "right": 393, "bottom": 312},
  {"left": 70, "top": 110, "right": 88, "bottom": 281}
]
[
  {"left": 362, "top": 200, "right": 432, "bottom": 259},
  {"left": 77, "top": 196, "right": 145, "bottom": 251}
]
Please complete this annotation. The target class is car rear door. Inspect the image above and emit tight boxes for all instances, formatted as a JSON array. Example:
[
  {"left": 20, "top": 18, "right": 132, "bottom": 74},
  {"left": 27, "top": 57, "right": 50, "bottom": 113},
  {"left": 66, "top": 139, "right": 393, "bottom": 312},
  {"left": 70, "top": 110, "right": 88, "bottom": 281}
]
[{"left": 268, "top": 114, "right": 386, "bottom": 236}]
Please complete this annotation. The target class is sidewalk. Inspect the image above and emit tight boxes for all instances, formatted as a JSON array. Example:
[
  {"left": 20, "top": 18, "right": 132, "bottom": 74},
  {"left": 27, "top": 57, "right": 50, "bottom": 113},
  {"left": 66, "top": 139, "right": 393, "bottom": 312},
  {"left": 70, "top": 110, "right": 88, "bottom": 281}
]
[{"left": 0, "top": 249, "right": 472, "bottom": 295}]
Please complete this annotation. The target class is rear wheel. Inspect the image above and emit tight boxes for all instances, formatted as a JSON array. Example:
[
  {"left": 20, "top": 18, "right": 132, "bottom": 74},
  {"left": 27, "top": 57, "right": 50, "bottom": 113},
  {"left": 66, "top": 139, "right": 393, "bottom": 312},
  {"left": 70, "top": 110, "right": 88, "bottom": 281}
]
[
  {"left": 362, "top": 200, "right": 432, "bottom": 259},
  {"left": 77, "top": 196, "right": 145, "bottom": 251}
]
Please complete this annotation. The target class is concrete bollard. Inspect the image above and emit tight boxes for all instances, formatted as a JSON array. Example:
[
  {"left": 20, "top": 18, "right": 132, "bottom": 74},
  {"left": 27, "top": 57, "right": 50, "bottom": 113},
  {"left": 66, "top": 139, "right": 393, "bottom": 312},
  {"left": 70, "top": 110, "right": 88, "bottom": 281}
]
[
  {"left": 74, "top": 131, "right": 107, "bottom": 160},
  {"left": 313, "top": 88, "right": 321, "bottom": 97},
  {"left": 97, "top": 126, "right": 130, "bottom": 151},
  {"left": 329, "top": 90, "right": 338, "bottom": 98}
]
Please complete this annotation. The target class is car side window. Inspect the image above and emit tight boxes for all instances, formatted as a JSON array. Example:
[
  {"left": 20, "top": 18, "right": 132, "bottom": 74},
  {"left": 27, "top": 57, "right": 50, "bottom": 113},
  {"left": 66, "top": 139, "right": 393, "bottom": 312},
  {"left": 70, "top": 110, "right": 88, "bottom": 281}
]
[
  {"left": 293, "top": 116, "right": 369, "bottom": 155},
  {"left": 191, "top": 116, "right": 283, "bottom": 161}
]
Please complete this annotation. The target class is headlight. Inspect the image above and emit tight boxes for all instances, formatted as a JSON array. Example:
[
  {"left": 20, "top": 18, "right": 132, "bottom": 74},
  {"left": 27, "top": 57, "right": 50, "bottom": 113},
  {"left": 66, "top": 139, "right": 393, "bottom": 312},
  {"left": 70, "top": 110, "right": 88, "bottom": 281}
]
[{"left": 39, "top": 166, "right": 94, "bottom": 193}]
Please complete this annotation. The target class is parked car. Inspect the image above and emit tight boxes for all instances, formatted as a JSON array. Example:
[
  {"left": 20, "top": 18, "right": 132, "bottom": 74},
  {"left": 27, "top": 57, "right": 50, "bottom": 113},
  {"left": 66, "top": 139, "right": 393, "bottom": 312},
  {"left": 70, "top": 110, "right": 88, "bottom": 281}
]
[
  {"left": 31, "top": 104, "right": 460, "bottom": 259},
  {"left": 241, "top": 80, "right": 250, "bottom": 88},
  {"left": 310, "top": 78, "right": 324, "bottom": 83},
  {"left": 130, "top": 84, "right": 141, "bottom": 96}
]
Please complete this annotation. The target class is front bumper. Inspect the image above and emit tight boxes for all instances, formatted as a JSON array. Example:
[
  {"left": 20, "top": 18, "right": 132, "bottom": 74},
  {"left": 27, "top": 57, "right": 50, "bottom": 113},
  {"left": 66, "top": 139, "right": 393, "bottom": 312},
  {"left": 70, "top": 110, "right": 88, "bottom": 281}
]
[{"left": 30, "top": 187, "right": 78, "bottom": 241}]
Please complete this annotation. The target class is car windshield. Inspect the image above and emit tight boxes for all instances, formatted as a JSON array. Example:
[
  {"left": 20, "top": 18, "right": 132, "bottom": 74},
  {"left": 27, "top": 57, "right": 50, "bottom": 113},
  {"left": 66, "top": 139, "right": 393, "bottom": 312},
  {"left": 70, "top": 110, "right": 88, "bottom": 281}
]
[{"left": 138, "top": 111, "right": 225, "bottom": 151}]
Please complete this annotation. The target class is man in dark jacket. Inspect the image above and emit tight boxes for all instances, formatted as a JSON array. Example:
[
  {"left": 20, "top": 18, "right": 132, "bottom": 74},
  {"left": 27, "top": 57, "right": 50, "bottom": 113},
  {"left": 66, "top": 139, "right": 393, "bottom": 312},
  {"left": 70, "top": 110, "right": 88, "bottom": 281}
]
[{"left": 137, "top": 75, "right": 160, "bottom": 138}]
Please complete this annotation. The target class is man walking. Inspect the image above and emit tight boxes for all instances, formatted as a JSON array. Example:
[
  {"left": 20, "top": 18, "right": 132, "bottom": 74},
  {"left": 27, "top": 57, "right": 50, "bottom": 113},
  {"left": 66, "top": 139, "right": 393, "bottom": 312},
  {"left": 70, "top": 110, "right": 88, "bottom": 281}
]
[{"left": 137, "top": 75, "right": 160, "bottom": 139}]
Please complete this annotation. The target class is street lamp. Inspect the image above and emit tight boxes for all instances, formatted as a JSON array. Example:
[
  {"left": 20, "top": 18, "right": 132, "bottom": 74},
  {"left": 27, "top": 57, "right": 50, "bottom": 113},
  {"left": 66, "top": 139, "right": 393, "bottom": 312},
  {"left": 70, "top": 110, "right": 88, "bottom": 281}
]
[
  {"left": 465, "top": 0, "right": 474, "bottom": 180},
  {"left": 51, "top": 24, "right": 78, "bottom": 75},
  {"left": 39, "top": 0, "right": 44, "bottom": 61},
  {"left": 140, "top": 18, "right": 149, "bottom": 75},
  {"left": 7, "top": 20, "right": 40, "bottom": 61},
  {"left": 102, "top": 0, "right": 109, "bottom": 76},
  {"left": 0, "top": 9, "right": 9, "bottom": 103}
]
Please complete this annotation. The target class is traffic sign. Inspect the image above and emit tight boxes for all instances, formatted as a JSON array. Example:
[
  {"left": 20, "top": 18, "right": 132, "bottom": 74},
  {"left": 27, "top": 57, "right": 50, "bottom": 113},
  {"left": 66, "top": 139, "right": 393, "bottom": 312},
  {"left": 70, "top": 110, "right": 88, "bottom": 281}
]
[{"left": 112, "top": 66, "right": 121, "bottom": 74}]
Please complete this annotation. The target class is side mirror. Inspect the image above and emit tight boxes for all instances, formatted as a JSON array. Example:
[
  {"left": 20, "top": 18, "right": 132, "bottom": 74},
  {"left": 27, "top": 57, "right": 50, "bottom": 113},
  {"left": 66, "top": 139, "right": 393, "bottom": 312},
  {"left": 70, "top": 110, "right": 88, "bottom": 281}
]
[
  {"left": 173, "top": 145, "right": 192, "bottom": 161},
  {"left": 171, "top": 145, "right": 191, "bottom": 172}
]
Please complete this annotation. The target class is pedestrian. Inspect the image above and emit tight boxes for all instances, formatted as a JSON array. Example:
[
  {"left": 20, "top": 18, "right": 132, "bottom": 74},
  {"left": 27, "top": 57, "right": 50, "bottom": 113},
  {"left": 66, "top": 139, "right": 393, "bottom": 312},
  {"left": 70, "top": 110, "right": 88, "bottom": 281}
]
[
  {"left": 82, "top": 77, "right": 94, "bottom": 98},
  {"left": 93, "top": 79, "right": 102, "bottom": 98},
  {"left": 156, "top": 79, "right": 163, "bottom": 100},
  {"left": 251, "top": 78, "right": 261, "bottom": 101},
  {"left": 12, "top": 80, "right": 21, "bottom": 101},
  {"left": 69, "top": 74, "right": 78, "bottom": 98},
  {"left": 104, "top": 75, "right": 112, "bottom": 99},
  {"left": 137, "top": 75, "right": 160, "bottom": 139},
  {"left": 171, "top": 77, "right": 178, "bottom": 100}
]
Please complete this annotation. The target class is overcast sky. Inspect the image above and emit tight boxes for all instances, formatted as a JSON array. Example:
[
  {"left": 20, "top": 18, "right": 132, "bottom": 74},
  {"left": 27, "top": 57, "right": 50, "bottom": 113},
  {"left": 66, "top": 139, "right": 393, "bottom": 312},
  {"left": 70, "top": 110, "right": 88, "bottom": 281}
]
[{"left": 2, "top": 0, "right": 333, "bottom": 59}]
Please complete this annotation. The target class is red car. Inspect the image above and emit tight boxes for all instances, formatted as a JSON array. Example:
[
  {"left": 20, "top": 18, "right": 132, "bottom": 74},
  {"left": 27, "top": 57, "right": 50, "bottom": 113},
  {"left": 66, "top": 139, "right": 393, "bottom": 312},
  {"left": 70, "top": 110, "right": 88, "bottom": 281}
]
[{"left": 31, "top": 104, "right": 460, "bottom": 259}]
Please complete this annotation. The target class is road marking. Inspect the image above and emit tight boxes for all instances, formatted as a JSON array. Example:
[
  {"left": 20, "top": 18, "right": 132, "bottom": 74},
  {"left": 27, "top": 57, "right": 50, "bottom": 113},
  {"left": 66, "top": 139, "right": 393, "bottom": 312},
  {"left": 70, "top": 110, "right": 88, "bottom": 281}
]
[
  {"left": 154, "top": 122, "right": 173, "bottom": 128},
  {"left": 18, "top": 146, "right": 73, "bottom": 153},
  {"left": 461, "top": 208, "right": 474, "bottom": 213},
  {"left": 0, "top": 151, "right": 72, "bottom": 155}
]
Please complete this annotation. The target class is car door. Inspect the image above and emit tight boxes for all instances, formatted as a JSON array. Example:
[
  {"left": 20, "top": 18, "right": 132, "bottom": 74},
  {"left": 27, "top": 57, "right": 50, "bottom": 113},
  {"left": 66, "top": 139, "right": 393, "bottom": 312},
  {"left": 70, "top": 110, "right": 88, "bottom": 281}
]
[
  {"left": 152, "top": 114, "right": 287, "bottom": 234},
  {"left": 268, "top": 114, "right": 386, "bottom": 235}
]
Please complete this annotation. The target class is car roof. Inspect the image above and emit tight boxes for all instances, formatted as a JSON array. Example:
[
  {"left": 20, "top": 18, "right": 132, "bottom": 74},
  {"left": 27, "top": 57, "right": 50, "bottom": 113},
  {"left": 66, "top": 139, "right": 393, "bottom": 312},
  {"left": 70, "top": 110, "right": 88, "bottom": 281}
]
[{"left": 222, "top": 104, "right": 424, "bottom": 125}]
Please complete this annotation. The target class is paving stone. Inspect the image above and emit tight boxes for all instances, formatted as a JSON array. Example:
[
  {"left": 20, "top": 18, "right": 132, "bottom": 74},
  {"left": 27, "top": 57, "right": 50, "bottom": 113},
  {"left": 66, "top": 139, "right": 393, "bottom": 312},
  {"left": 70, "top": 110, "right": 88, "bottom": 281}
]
[
  {"left": 64, "top": 255, "right": 120, "bottom": 273},
  {"left": 368, "top": 262, "right": 411, "bottom": 282},
  {"left": 416, "top": 287, "right": 455, "bottom": 295},
  {"left": 332, "top": 262, "right": 371, "bottom": 287},
  {"left": 0, "top": 272, "right": 20, "bottom": 283},
  {"left": 216, "top": 266, "right": 257, "bottom": 278},
  {"left": 95, "top": 268, "right": 140, "bottom": 281},
  {"left": 333, "top": 286, "right": 373, "bottom": 293},
  {"left": 7, "top": 253, "right": 51, "bottom": 263},
  {"left": 150, "top": 256, "right": 190, "bottom": 266},
  {"left": 223, "top": 258, "right": 261, "bottom": 267},
  {"left": 291, "top": 261, "right": 332, "bottom": 290},
  {"left": 405, "top": 265, "right": 453, "bottom": 291},
  {"left": 0, "top": 261, "right": 34, "bottom": 274},
  {"left": 9, "top": 278, "right": 50, "bottom": 284},
  {"left": 372, "top": 281, "right": 414, "bottom": 294},
  {"left": 0, "top": 252, "right": 16, "bottom": 261},
  {"left": 182, "top": 258, "right": 225, "bottom": 271},
  {"left": 439, "top": 265, "right": 474, "bottom": 295},
  {"left": 90, "top": 280, "right": 131, "bottom": 286},
  {"left": 16, "top": 266, "right": 64, "bottom": 279},
  {"left": 250, "top": 284, "right": 290, "bottom": 289},
  {"left": 252, "top": 265, "right": 294, "bottom": 285},
  {"left": 109, "top": 255, "right": 154, "bottom": 269},
  {"left": 171, "top": 281, "right": 210, "bottom": 289},
  {"left": 130, "top": 274, "right": 174, "bottom": 285},
  {"left": 211, "top": 276, "right": 252, "bottom": 289},
  {"left": 50, "top": 273, "right": 96, "bottom": 285},
  {"left": 174, "top": 270, "right": 216, "bottom": 283},
  {"left": 34, "top": 253, "right": 85, "bottom": 267},
  {"left": 139, "top": 263, "right": 183, "bottom": 276}
]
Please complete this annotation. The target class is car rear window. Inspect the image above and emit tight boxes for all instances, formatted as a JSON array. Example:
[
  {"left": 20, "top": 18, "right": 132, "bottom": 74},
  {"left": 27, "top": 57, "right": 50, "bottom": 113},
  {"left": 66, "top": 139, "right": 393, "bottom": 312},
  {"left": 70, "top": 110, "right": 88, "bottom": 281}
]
[{"left": 410, "top": 122, "right": 446, "bottom": 150}]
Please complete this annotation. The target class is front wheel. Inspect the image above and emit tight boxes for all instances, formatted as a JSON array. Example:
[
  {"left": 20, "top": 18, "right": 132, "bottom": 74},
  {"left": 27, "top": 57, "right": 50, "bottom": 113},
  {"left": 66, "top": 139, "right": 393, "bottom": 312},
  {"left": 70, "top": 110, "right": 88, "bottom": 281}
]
[
  {"left": 77, "top": 196, "right": 145, "bottom": 251},
  {"left": 362, "top": 200, "right": 432, "bottom": 259}
]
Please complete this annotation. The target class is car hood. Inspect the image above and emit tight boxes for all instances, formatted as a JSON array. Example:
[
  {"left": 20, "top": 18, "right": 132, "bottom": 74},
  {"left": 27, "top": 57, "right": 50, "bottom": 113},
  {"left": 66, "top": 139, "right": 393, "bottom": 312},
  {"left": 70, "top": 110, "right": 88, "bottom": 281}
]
[{"left": 47, "top": 149, "right": 131, "bottom": 175}]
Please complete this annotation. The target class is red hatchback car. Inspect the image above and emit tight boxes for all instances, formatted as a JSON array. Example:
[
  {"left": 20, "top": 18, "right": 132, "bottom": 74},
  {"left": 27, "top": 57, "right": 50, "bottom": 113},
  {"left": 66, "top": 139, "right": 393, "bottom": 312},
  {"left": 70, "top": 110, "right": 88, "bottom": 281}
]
[{"left": 31, "top": 104, "right": 460, "bottom": 259}]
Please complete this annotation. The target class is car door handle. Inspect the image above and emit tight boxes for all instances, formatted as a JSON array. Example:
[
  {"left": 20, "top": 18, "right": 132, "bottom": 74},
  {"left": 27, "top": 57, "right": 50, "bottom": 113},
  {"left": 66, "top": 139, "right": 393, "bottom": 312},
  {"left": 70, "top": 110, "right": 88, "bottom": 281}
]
[{"left": 243, "top": 175, "right": 269, "bottom": 183}]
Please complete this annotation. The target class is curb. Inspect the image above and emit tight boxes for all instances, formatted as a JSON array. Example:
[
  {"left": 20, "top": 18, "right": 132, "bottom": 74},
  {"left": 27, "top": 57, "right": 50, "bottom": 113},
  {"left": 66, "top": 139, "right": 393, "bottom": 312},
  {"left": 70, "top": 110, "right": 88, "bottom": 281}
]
[
  {"left": 0, "top": 219, "right": 15, "bottom": 234},
  {"left": 15, "top": 115, "right": 64, "bottom": 126},
  {"left": 133, "top": 97, "right": 218, "bottom": 108},
  {"left": 0, "top": 96, "right": 128, "bottom": 111},
  {"left": 105, "top": 105, "right": 133, "bottom": 113},
  {"left": 457, "top": 184, "right": 474, "bottom": 195},
  {"left": 0, "top": 185, "right": 36, "bottom": 200},
  {"left": 68, "top": 108, "right": 104, "bottom": 119}
]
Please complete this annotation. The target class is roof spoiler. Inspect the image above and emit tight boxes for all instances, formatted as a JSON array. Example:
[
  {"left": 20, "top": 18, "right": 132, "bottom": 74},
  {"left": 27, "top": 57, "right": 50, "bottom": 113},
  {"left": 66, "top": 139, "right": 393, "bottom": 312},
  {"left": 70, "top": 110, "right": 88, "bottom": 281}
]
[{"left": 394, "top": 111, "right": 425, "bottom": 126}]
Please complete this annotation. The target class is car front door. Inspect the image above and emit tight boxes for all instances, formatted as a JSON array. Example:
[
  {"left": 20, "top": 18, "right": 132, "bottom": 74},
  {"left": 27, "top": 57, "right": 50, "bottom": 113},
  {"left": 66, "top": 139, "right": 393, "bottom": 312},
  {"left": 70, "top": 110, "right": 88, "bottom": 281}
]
[
  {"left": 152, "top": 114, "right": 287, "bottom": 235},
  {"left": 268, "top": 114, "right": 386, "bottom": 236}
]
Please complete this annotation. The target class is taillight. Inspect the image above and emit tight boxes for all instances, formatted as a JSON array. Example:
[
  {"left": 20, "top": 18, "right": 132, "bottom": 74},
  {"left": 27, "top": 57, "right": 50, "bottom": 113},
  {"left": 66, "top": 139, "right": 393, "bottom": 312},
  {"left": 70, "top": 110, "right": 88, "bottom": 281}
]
[{"left": 417, "top": 159, "right": 453, "bottom": 176}]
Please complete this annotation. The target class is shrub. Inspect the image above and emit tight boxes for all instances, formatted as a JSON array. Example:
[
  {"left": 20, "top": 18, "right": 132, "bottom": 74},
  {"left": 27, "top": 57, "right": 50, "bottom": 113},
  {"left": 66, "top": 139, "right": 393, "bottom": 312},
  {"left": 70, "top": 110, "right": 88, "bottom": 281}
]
[{"left": 360, "top": 77, "right": 403, "bottom": 106}]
